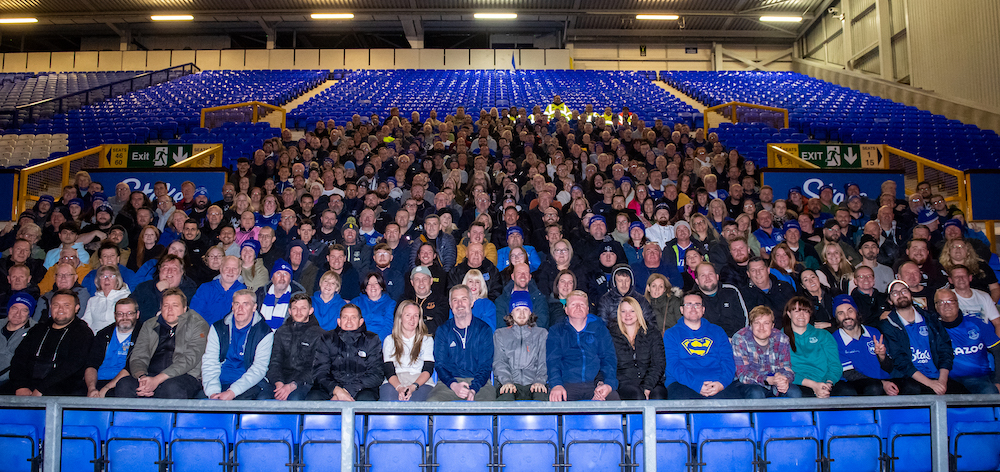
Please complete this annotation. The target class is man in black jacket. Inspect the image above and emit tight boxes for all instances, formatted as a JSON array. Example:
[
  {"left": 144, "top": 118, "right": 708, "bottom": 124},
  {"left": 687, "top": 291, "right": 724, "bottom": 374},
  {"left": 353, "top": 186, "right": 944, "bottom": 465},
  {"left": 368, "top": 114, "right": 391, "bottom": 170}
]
[
  {"left": 259, "top": 293, "right": 325, "bottom": 400},
  {"left": 741, "top": 258, "right": 796, "bottom": 329},
  {"left": 694, "top": 262, "right": 750, "bottom": 337},
  {"left": 84, "top": 297, "right": 140, "bottom": 398},
  {"left": 448, "top": 243, "right": 501, "bottom": 300},
  {"left": 309, "top": 303, "right": 383, "bottom": 401},
  {"left": 8, "top": 290, "right": 94, "bottom": 396}
]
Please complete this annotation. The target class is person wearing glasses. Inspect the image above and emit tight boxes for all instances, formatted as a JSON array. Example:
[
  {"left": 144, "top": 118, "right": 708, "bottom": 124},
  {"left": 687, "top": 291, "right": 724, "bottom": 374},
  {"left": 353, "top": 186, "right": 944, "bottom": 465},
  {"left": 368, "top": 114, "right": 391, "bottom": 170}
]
[
  {"left": 664, "top": 292, "right": 743, "bottom": 399},
  {"left": 731, "top": 305, "right": 800, "bottom": 398},
  {"left": 80, "top": 265, "right": 131, "bottom": 334},
  {"left": 84, "top": 298, "right": 140, "bottom": 398},
  {"left": 879, "top": 280, "right": 962, "bottom": 395},
  {"left": 932, "top": 288, "right": 1000, "bottom": 394}
]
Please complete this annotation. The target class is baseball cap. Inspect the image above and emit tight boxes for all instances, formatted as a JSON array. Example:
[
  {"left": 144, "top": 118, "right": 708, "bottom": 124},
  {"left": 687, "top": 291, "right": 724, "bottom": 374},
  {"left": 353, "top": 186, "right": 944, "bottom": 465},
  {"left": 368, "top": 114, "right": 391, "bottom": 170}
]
[
  {"left": 823, "top": 219, "right": 840, "bottom": 230},
  {"left": 819, "top": 184, "right": 834, "bottom": 193},
  {"left": 410, "top": 265, "right": 432, "bottom": 279},
  {"left": 858, "top": 234, "right": 879, "bottom": 248}
]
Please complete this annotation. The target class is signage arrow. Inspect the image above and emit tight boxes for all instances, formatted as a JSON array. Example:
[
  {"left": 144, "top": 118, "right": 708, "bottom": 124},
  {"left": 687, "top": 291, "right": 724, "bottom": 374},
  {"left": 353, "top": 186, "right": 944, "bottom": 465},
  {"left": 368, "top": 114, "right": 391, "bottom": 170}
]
[
  {"left": 172, "top": 148, "right": 190, "bottom": 164},
  {"left": 845, "top": 147, "right": 858, "bottom": 165}
]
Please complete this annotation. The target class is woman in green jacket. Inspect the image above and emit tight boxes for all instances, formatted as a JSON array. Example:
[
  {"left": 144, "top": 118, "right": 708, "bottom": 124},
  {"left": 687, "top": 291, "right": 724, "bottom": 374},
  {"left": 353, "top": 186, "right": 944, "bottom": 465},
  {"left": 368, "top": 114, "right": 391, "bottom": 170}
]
[{"left": 782, "top": 296, "right": 841, "bottom": 398}]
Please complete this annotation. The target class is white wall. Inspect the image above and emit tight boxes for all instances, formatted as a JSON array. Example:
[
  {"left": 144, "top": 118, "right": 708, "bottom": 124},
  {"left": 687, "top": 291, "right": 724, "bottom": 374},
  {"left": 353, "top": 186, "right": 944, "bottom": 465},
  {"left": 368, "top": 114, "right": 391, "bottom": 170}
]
[{"left": 570, "top": 43, "right": 794, "bottom": 72}]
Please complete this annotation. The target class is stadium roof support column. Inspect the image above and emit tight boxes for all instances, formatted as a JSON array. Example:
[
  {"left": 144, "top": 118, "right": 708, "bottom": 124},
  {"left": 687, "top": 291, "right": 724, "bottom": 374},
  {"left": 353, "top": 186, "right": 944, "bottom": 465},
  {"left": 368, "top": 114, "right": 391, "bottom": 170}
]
[
  {"left": 257, "top": 19, "right": 275, "bottom": 49},
  {"left": 875, "top": 0, "right": 894, "bottom": 79},
  {"left": 402, "top": 17, "right": 424, "bottom": 49},
  {"left": 713, "top": 43, "right": 724, "bottom": 70},
  {"left": 105, "top": 22, "right": 130, "bottom": 51},
  {"left": 715, "top": 44, "right": 793, "bottom": 71},
  {"left": 841, "top": 0, "right": 855, "bottom": 70}
]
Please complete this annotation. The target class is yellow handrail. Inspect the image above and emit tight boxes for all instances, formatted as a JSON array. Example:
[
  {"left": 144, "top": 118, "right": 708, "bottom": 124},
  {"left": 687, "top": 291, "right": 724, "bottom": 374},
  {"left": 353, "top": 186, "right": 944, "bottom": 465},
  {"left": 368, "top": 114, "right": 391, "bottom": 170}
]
[
  {"left": 766, "top": 145, "right": 819, "bottom": 169},
  {"left": 171, "top": 144, "right": 224, "bottom": 168},
  {"left": 201, "top": 101, "right": 286, "bottom": 129},
  {"left": 704, "top": 101, "right": 789, "bottom": 129},
  {"left": 17, "top": 146, "right": 105, "bottom": 215}
]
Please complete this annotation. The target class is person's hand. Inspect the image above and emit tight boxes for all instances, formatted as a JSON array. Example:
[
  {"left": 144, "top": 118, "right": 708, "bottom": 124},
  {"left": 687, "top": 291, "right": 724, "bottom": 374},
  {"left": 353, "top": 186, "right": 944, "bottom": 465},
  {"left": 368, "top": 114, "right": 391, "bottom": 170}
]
[
  {"left": 331, "top": 386, "right": 355, "bottom": 402},
  {"left": 210, "top": 390, "right": 237, "bottom": 401},
  {"left": 499, "top": 383, "right": 517, "bottom": 395},
  {"left": 87, "top": 388, "right": 101, "bottom": 398},
  {"left": 593, "top": 383, "right": 612, "bottom": 401},
  {"left": 928, "top": 379, "right": 947, "bottom": 395},
  {"left": 773, "top": 374, "right": 790, "bottom": 394},
  {"left": 31, "top": 389, "right": 42, "bottom": 397},
  {"left": 530, "top": 383, "right": 547, "bottom": 394},
  {"left": 882, "top": 380, "right": 899, "bottom": 396},
  {"left": 644, "top": 389, "right": 651, "bottom": 400},
  {"left": 15, "top": 388, "right": 32, "bottom": 396},
  {"left": 873, "top": 334, "right": 887, "bottom": 358},
  {"left": 275, "top": 382, "right": 297, "bottom": 401},
  {"left": 399, "top": 384, "right": 416, "bottom": 401},
  {"left": 450, "top": 381, "right": 470, "bottom": 399},
  {"left": 464, "top": 389, "right": 476, "bottom": 401},
  {"left": 815, "top": 381, "right": 832, "bottom": 399},
  {"left": 813, "top": 321, "right": 832, "bottom": 330},
  {"left": 549, "top": 385, "right": 567, "bottom": 402},
  {"left": 137, "top": 375, "right": 163, "bottom": 397}
]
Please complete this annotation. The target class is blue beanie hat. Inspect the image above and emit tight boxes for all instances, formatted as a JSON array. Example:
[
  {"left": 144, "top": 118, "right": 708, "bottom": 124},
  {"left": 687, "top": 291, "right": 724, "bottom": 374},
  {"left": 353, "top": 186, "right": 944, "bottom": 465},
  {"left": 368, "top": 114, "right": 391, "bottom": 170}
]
[
  {"left": 832, "top": 294, "right": 858, "bottom": 314},
  {"left": 7, "top": 292, "right": 36, "bottom": 316},
  {"left": 629, "top": 221, "right": 645, "bottom": 234},
  {"left": 509, "top": 290, "right": 533, "bottom": 312},
  {"left": 271, "top": 258, "right": 293, "bottom": 278},
  {"left": 241, "top": 239, "right": 261, "bottom": 258}
]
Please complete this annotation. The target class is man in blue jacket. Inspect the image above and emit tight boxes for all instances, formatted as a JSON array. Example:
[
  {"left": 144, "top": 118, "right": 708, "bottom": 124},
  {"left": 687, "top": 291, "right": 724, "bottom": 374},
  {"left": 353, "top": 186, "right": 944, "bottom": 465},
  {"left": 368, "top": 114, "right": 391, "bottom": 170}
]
[
  {"left": 663, "top": 292, "right": 744, "bottom": 399},
  {"left": 190, "top": 256, "right": 247, "bottom": 325},
  {"left": 428, "top": 284, "right": 496, "bottom": 401},
  {"left": 201, "top": 289, "right": 274, "bottom": 400},
  {"left": 546, "top": 290, "right": 620, "bottom": 401}
]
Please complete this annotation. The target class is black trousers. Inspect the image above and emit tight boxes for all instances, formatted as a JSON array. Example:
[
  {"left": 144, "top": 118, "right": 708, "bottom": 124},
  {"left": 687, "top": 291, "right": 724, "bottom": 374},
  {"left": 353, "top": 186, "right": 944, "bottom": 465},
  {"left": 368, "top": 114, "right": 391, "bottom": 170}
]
[{"left": 115, "top": 374, "right": 202, "bottom": 399}]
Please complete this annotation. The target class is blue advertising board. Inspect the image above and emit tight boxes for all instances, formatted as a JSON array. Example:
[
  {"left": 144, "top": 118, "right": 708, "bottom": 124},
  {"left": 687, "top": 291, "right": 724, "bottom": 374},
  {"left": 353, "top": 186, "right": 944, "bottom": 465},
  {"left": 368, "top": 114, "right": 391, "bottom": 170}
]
[
  {"left": 86, "top": 168, "right": 228, "bottom": 204},
  {"left": 761, "top": 168, "right": 905, "bottom": 204},
  {"left": 967, "top": 170, "right": 1000, "bottom": 221}
]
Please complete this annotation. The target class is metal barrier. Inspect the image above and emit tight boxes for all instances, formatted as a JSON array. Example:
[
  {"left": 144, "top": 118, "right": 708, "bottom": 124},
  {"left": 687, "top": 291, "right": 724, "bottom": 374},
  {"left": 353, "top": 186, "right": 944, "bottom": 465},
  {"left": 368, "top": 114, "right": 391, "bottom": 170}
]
[
  {"left": 16, "top": 146, "right": 103, "bottom": 215},
  {"left": 10, "top": 63, "right": 200, "bottom": 126},
  {"left": 170, "top": 144, "right": 224, "bottom": 168},
  {"left": 200, "top": 101, "right": 286, "bottom": 130},
  {"left": 2, "top": 394, "right": 995, "bottom": 472},
  {"left": 704, "top": 101, "right": 789, "bottom": 130},
  {"left": 883, "top": 145, "right": 968, "bottom": 215}
]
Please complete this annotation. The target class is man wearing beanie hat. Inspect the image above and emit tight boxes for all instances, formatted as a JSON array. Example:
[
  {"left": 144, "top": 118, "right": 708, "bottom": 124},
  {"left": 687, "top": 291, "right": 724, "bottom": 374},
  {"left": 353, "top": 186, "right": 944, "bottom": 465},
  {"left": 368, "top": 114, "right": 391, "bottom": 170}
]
[
  {"left": 7, "top": 289, "right": 93, "bottom": 396},
  {"left": 493, "top": 291, "right": 549, "bottom": 401},
  {"left": 495, "top": 263, "right": 550, "bottom": 329},
  {"left": 645, "top": 202, "right": 676, "bottom": 249},
  {"left": 856, "top": 234, "right": 894, "bottom": 293},
  {"left": 256, "top": 259, "right": 307, "bottom": 330},
  {"left": 495, "top": 225, "right": 542, "bottom": 272},
  {"left": 0, "top": 292, "right": 35, "bottom": 389},
  {"left": 831, "top": 294, "right": 900, "bottom": 396},
  {"left": 879, "top": 280, "right": 961, "bottom": 394},
  {"left": 597, "top": 264, "right": 658, "bottom": 330}
]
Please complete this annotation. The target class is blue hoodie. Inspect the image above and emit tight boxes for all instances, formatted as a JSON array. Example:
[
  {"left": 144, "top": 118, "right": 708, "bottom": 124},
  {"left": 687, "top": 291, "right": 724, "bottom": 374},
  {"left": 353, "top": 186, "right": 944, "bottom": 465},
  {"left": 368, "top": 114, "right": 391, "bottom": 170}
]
[
  {"left": 353, "top": 293, "right": 396, "bottom": 341},
  {"left": 663, "top": 317, "right": 736, "bottom": 391},
  {"left": 311, "top": 292, "right": 348, "bottom": 331},
  {"left": 546, "top": 314, "right": 619, "bottom": 390},
  {"left": 190, "top": 278, "right": 248, "bottom": 326}
]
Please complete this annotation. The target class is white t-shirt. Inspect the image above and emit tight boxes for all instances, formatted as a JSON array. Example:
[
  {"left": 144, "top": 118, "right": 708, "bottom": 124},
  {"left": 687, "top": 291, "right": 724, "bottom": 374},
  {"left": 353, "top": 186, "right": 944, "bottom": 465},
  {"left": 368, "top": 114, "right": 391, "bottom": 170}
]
[
  {"left": 381, "top": 334, "right": 435, "bottom": 386},
  {"left": 955, "top": 288, "right": 1000, "bottom": 322}
]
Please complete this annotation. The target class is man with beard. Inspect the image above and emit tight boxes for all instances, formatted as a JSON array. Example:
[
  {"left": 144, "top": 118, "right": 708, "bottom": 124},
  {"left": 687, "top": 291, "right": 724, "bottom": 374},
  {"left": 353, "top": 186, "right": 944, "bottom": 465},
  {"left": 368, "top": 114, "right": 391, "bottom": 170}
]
[
  {"left": 741, "top": 257, "right": 796, "bottom": 328},
  {"left": 694, "top": 262, "right": 749, "bottom": 337},
  {"left": 80, "top": 204, "right": 116, "bottom": 247},
  {"left": 180, "top": 219, "right": 208, "bottom": 260},
  {"left": 370, "top": 242, "right": 405, "bottom": 300},
  {"left": 315, "top": 209, "right": 341, "bottom": 245},
  {"left": 751, "top": 209, "right": 782, "bottom": 258},
  {"left": 84, "top": 297, "right": 140, "bottom": 397},
  {"left": 899, "top": 238, "right": 948, "bottom": 290},
  {"left": 212, "top": 183, "right": 236, "bottom": 213},
  {"left": 7, "top": 290, "right": 93, "bottom": 396},
  {"left": 850, "top": 265, "right": 891, "bottom": 327},
  {"left": 645, "top": 203, "right": 675, "bottom": 249},
  {"left": 831, "top": 295, "right": 898, "bottom": 396},
  {"left": 449, "top": 242, "right": 501, "bottom": 300},
  {"left": 187, "top": 187, "right": 211, "bottom": 226},
  {"left": 856, "top": 235, "right": 894, "bottom": 292},
  {"left": 815, "top": 220, "right": 862, "bottom": 266},
  {"left": 897, "top": 261, "right": 935, "bottom": 312},
  {"left": 879, "top": 280, "right": 962, "bottom": 395},
  {"left": 719, "top": 238, "right": 752, "bottom": 287},
  {"left": 933, "top": 288, "right": 1000, "bottom": 394}
]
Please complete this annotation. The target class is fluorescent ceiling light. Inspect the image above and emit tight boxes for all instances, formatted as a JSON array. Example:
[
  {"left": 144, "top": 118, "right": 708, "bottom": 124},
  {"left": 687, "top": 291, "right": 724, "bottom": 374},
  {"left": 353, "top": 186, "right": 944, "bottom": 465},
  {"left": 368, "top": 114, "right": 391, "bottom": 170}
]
[
  {"left": 311, "top": 13, "right": 355, "bottom": 19},
  {"left": 0, "top": 18, "right": 38, "bottom": 24},
  {"left": 474, "top": 13, "right": 517, "bottom": 19},
  {"left": 760, "top": 16, "right": 802, "bottom": 22},
  {"left": 151, "top": 15, "right": 194, "bottom": 21},
  {"left": 636, "top": 14, "right": 679, "bottom": 20}
]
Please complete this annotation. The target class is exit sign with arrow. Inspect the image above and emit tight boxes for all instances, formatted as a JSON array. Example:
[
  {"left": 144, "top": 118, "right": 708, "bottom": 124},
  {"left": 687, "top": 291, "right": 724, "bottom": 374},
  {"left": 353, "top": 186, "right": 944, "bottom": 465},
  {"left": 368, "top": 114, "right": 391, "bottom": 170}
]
[{"left": 771, "top": 143, "right": 888, "bottom": 169}]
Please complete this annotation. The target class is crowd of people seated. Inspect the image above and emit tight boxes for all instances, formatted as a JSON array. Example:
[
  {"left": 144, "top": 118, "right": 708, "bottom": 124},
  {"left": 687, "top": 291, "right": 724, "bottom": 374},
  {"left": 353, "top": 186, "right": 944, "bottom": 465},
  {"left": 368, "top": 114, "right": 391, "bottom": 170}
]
[{"left": 0, "top": 98, "right": 997, "bottom": 402}]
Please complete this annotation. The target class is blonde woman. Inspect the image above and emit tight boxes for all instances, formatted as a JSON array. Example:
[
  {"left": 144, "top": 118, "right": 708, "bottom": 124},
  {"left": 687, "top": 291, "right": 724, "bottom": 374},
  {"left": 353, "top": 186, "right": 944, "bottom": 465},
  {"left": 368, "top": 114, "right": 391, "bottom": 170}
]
[
  {"left": 80, "top": 265, "right": 131, "bottom": 333},
  {"left": 689, "top": 213, "right": 719, "bottom": 244},
  {"left": 819, "top": 243, "right": 853, "bottom": 294},
  {"left": 380, "top": 301, "right": 434, "bottom": 402},
  {"left": 462, "top": 269, "right": 498, "bottom": 331},
  {"left": 941, "top": 238, "right": 1000, "bottom": 301},
  {"left": 239, "top": 240, "right": 268, "bottom": 294},
  {"left": 609, "top": 297, "right": 667, "bottom": 399},
  {"left": 644, "top": 273, "right": 682, "bottom": 332}
]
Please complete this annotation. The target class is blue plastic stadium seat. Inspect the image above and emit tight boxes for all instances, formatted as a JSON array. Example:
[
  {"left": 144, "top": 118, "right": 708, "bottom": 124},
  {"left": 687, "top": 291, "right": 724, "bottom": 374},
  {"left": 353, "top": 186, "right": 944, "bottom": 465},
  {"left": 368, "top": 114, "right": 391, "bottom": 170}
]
[
  {"left": 106, "top": 411, "right": 174, "bottom": 472},
  {"left": 690, "top": 413, "right": 756, "bottom": 472},
  {"left": 235, "top": 428, "right": 295, "bottom": 472},
  {"left": 170, "top": 413, "right": 238, "bottom": 472},
  {"left": 432, "top": 415, "right": 493, "bottom": 472},
  {"left": 366, "top": 415, "right": 428, "bottom": 472},
  {"left": 300, "top": 414, "right": 364, "bottom": 472},
  {"left": 498, "top": 415, "right": 559, "bottom": 472},
  {"left": 627, "top": 413, "right": 690, "bottom": 472},
  {"left": 814, "top": 410, "right": 881, "bottom": 472},
  {"left": 753, "top": 412, "right": 819, "bottom": 472},
  {"left": 62, "top": 410, "right": 113, "bottom": 472},
  {"left": 0, "top": 417, "right": 41, "bottom": 472},
  {"left": 876, "top": 409, "right": 931, "bottom": 472},
  {"left": 948, "top": 407, "right": 1000, "bottom": 471},
  {"left": 563, "top": 414, "right": 626, "bottom": 472}
]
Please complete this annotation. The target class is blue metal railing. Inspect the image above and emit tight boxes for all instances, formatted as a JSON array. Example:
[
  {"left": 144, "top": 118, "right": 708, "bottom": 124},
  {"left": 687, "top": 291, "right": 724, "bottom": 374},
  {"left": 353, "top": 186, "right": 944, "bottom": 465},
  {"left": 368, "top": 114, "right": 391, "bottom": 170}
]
[
  {"left": 3, "top": 394, "right": 997, "bottom": 472},
  {"left": 9, "top": 63, "right": 201, "bottom": 126}
]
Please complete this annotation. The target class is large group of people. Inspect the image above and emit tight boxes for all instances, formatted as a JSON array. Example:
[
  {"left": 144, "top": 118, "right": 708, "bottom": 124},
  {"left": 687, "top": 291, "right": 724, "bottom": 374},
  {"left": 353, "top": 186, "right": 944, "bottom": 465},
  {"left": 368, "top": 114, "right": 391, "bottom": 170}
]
[{"left": 0, "top": 99, "right": 997, "bottom": 401}]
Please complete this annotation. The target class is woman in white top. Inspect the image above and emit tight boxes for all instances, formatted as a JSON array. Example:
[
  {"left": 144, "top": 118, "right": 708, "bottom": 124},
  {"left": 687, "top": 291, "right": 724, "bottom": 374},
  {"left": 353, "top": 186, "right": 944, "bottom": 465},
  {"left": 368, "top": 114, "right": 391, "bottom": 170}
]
[
  {"left": 81, "top": 265, "right": 132, "bottom": 333},
  {"left": 379, "top": 300, "right": 435, "bottom": 402}
]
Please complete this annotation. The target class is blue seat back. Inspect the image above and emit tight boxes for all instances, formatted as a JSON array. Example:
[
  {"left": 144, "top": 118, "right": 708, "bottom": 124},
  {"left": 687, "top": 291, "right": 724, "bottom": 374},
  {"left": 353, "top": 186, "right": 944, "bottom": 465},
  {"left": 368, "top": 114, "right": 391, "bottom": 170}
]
[
  {"left": 0, "top": 424, "right": 39, "bottom": 472},
  {"left": 751, "top": 411, "right": 814, "bottom": 441},
  {"left": 497, "top": 415, "right": 559, "bottom": 472},
  {"left": 690, "top": 413, "right": 751, "bottom": 443},
  {"left": 433, "top": 416, "right": 493, "bottom": 472},
  {"left": 235, "top": 428, "right": 295, "bottom": 472},
  {"left": 64, "top": 410, "right": 113, "bottom": 442},
  {"left": 875, "top": 408, "right": 929, "bottom": 440},
  {"left": 170, "top": 428, "right": 228, "bottom": 472},
  {"left": 175, "top": 413, "right": 237, "bottom": 445},
  {"left": 240, "top": 413, "right": 300, "bottom": 445},
  {"left": 366, "top": 415, "right": 428, "bottom": 472}
]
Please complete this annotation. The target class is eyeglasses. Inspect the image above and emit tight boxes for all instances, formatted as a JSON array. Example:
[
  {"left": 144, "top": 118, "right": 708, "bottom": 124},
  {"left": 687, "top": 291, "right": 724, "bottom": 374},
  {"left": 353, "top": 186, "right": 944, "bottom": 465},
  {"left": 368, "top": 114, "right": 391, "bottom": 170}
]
[
  {"left": 889, "top": 290, "right": 910, "bottom": 297},
  {"left": 682, "top": 302, "right": 703, "bottom": 308},
  {"left": 115, "top": 311, "right": 137, "bottom": 317},
  {"left": 100, "top": 274, "right": 117, "bottom": 280},
  {"left": 553, "top": 248, "right": 569, "bottom": 254}
]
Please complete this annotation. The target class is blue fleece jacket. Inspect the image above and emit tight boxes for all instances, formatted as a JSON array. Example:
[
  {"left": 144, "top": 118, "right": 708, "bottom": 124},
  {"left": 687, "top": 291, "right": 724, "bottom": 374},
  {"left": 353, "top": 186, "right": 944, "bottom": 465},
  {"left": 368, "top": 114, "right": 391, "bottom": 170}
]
[
  {"left": 434, "top": 317, "right": 494, "bottom": 392},
  {"left": 353, "top": 293, "right": 396, "bottom": 341},
  {"left": 189, "top": 279, "right": 248, "bottom": 326},
  {"left": 311, "top": 292, "right": 348, "bottom": 331},
  {"left": 663, "top": 318, "right": 736, "bottom": 391},
  {"left": 546, "top": 314, "right": 619, "bottom": 390},
  {"left": 83, "top": 264, "right": 137, "bottom": 296}
]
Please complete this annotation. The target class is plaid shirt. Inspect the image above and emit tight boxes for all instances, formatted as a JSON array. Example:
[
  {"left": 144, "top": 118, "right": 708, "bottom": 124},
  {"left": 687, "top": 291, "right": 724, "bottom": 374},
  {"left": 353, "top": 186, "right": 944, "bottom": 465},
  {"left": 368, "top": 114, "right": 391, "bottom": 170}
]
[{"left": 731, "top": 327, "right": 795, "bottom": 391}]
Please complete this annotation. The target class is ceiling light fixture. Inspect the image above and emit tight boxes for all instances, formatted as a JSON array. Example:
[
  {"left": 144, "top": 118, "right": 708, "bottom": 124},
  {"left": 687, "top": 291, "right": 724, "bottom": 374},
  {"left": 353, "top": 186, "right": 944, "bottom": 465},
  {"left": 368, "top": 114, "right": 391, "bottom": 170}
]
[
  {"left": 474, "top": 13, "right": 517, "bottom": 19},
  {"left": 311, "top": 13, "right": 355, "bottom": 19},
  {"left": 151, "top": 15, "right": 194, "bottom": 21},
  {"left": 0, "top": 18, "right": 38, "bottom": 24},
  {"left": 636, "top": 14, "right": 679, "bottom": 20},
  {"left": 759, "top": 16, "right": 802, "bottom": 22}
]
